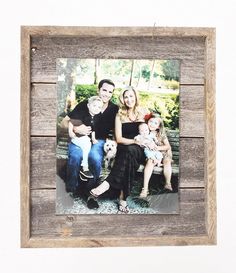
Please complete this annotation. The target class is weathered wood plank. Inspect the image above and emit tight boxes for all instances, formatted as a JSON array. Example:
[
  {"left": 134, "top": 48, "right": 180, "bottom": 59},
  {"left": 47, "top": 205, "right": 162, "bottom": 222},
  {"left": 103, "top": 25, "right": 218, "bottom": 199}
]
[
  {"left": 31, "top": 84, "right": 56, "bottom": 136},
  {"left": 24, "top": 26, "right": 214, "bottom": 37},
  {"left": 31, "top": 188, "right": 205, "bottom": 238},
  {"left": 180, "top": 85, "right": 204, "bottom": 110},
  {"left": 30, "top": 137, "right": 204, "bottom": 189},
  {"left": 31, "top": 84, "right": 205, "bottom": 137},
  {"left": 31, "top": 137, "right": 56, "bottom": 189},
  {"left": 21, "top": 26, "right": 31, "bottom": 248},
  {"left": 205, "top": 30, "right": 216, "bottom": 243},
  {"left": 179, "top": 138, "right": 205, "bottom": 187},
  {"left": 25, "top": 235, "right": 212, "bottom": 247},
  {"left": 30, "top": 36, "right": 205, "bottom": 84},
  {"left": 180, "top": 85, "right": 205, "bottom": 137},
  {"left": 180, "top": 110, "right": 204, "bottom": 137}
]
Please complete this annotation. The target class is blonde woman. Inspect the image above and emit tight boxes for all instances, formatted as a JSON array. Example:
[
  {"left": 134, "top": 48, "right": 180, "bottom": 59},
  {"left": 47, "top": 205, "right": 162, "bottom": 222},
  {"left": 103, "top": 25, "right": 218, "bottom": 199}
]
[{"left": 90, "top": 86, "right": 148, "bottom": 213}]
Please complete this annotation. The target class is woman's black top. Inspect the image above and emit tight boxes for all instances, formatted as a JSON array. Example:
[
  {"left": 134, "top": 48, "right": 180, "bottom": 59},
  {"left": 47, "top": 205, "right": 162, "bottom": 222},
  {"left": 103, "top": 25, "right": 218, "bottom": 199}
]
[{"left": 106, "top": 121, "right": 145, "bottom": 198}]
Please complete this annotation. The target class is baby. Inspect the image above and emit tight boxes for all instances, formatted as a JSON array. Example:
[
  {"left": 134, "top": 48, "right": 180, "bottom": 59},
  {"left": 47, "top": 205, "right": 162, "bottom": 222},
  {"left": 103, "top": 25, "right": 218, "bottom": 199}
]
[
  {"left": 134, "top": 122, "right": 163, "bottom": 166},
  {"left": 68, "top": 96, "right": 103, "bottom": 178}
]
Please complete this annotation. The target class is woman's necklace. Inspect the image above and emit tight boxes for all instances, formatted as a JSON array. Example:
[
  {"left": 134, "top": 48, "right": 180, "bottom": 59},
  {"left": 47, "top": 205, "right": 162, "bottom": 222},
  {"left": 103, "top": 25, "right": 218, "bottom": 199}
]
[{"left": 127, "top": 110, "right": 137, "bottom": 122}]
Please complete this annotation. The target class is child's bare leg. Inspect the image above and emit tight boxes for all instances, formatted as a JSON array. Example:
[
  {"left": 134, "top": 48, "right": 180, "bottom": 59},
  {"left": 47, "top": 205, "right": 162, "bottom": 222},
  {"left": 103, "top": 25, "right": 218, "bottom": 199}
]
[
  {"left": 140, "top": 159, "right": 155, "bottom": 197},
  {"left": 156, "top": 159, "right": 162, "bottom": 167},
  {"left": 163, "top": 158, "right": 173, "bottom": 191}
]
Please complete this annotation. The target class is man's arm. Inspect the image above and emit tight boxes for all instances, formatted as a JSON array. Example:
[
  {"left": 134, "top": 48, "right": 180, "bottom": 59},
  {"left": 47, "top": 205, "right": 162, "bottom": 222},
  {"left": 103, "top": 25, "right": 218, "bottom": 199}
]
[
  {"left": 91, "top": 131, "right": 98, "bottom": 144},
  {"left": 59, "top": 114, "right": 92, "bottom": 135},
  {"left": 68, "top": 121, "right": 76, "bottom": 139},
  {"left": 60, "top": 115, "right": 70, "bottom": 129}
]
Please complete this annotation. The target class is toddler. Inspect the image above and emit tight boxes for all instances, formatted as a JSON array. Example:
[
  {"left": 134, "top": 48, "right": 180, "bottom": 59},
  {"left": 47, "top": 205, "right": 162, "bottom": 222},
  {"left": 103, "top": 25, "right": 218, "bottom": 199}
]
[
  {"left": 134, "top": 122, "right": 163, "bottom": 166},
  {"left": 68, "top": 96, "right": 103, "bottom": 178}
]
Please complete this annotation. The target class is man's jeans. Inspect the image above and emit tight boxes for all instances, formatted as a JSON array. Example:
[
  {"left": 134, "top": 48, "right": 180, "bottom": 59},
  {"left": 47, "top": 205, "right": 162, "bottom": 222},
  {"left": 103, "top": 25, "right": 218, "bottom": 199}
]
[{"left": 66, "top": 139, "right": 105, "bottom": 193}]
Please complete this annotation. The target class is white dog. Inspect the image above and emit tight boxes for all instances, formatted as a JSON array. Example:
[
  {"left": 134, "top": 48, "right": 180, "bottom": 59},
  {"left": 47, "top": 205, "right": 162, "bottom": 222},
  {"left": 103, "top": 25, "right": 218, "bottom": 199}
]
[{"left": 103, "top": 139, "right": 117, "bottom": 169}]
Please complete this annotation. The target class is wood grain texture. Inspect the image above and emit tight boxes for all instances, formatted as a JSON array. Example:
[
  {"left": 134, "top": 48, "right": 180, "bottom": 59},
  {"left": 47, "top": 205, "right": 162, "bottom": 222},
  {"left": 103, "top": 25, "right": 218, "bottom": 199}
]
[
  {"left": 30, "top": 137, "right": 56, "bottom": 189},
  {"left": 31, "top": 84, "right": 56, "bottom": 136},
  {"left": 205, "top": 30, "right": 216, "bottom": 243},
  {"left": 31, "top": 189, "right": 206, "bottom": 241},
  {"left": 21, "top": 26, "right": 216, "bottom": 247},
  {"left": 31, "top": 84, "right": 205, "bottom": 137},
  {"left": 180, "top": 85, "right": 205, "bottom": 137},
  {"left": 30, "top": 36, "right": 204, "bottom": 84},
  {"left": 22, "top": 26, "right": 215, "bottom": 37},
  {"left": 30, "top": 137, "right": 204, "bottom": 189},
  {"left": 21, "top": 27, "right": 31, "bottom": 247},
  {"left": 25, "top": 235, "right": 213, "bottom": 248}
]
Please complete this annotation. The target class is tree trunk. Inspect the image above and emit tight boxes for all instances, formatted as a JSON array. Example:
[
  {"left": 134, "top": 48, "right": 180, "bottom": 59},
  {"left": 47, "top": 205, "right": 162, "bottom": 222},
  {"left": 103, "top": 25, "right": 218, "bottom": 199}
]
[
  {"left": 94, "top": 59, "right": 97, "bottom": 84},
  {"left": 129, "top": 60, "right": 134, "bottom": 86},
  {"left": 147, "top": 60, "right": 155, "bottom": 91},
  {"left": 94, "top": 59, "right": 100, "bottom": 84}
]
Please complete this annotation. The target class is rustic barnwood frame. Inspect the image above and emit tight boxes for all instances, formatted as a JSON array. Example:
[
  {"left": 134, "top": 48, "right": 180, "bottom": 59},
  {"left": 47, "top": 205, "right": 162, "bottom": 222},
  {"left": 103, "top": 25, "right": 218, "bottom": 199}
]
[{"left": 21, "top": 26, "right": 216, "bottom": 247}]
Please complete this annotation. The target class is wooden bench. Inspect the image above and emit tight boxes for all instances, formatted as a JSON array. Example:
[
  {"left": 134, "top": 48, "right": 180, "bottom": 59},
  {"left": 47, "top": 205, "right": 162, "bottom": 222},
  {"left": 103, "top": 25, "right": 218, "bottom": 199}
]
[
  {"left": 57, "top": 129, "right": 179, "bottom": 177},
  {"left": 137, "top": 129, "right": 179, "bottom": 176}
]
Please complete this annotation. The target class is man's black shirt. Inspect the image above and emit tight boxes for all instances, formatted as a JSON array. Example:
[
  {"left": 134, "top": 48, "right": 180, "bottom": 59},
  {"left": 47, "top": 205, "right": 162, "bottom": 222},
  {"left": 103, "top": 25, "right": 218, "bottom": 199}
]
[{"left": 68, "top": 100, "right": 118, "bottom": 140}]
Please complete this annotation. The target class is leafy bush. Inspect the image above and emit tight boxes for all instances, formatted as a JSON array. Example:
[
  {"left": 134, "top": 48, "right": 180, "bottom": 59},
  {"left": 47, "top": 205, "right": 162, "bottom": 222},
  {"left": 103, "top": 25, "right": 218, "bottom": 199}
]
[
  {"left": 75, "top": 84, "right": 97, "bottom": 103},
  {"left": 75, "top": 84, "right": 122, "bottom": 105},
  {"left": 110, "top": 88, "right": 122, "bottom": 105},
  {"left": 152, "top": 94, "right": 179, "bottom": 130},
  {"left": 74, "top": 84, "right": 179, "bottom": 130},
  {"left": 164, "top": 79, "right": 179, "bottom": 90},
  {"left": 161, "top": 60, "right": 180, "bottom": 81}
]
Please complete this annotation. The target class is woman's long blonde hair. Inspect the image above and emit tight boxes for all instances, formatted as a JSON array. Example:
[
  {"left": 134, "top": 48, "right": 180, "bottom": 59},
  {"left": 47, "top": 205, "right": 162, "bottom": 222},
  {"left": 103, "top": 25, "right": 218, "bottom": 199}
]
[{"left": 118, "top": 86, "right": 145, "bottom": 122}]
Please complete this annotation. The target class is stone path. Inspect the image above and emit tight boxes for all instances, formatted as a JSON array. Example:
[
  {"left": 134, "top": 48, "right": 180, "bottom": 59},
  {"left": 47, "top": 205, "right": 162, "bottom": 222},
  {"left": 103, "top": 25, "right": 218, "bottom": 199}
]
[{"left": 56, "top": 175, "right": 179, "bottom": 215}]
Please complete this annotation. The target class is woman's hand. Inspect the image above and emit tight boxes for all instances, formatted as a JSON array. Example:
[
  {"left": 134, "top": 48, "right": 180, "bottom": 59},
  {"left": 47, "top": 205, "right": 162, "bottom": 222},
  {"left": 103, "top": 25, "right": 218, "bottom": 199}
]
[
  {"left": 73, "top": 124, "right": 92, "bottom": 135},
  {"left": 145, "top": 141, "right": 159, "bottom": 151},
  {"left": 134, "top": 138, "right": 142, "bottom": 146}
]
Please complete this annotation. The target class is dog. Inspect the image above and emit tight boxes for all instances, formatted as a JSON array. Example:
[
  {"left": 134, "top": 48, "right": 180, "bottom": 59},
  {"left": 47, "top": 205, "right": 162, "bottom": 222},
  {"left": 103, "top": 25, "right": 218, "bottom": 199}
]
[{"left": 103, "top": 139, "right": 117, "bottom": 169}]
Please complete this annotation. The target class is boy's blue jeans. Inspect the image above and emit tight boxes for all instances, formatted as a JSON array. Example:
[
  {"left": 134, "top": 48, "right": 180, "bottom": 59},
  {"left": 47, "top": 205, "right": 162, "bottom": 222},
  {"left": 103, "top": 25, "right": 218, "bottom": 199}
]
[{"left": 66, "top": 140, "right": 105, "bottom": 193}]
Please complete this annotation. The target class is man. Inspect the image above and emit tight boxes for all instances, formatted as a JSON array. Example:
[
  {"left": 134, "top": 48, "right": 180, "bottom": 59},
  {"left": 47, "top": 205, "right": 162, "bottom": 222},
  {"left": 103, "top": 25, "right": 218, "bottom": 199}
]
[{"left": 65, "top": 79, "right": 118, "bottom": 208}]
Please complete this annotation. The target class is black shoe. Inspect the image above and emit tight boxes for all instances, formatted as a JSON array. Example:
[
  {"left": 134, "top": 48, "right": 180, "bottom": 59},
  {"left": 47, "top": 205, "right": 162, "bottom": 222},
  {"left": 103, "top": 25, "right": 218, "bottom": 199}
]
[
  {"left": 66, "top": 186, "right": 77, "bottom": 193},
  {"left": 79, "top": 173, "right": 89, "bottom": 182},
  {"left": 80, "top": 169, "right": 93, "bottom": 178},
  {"left": 71, "top": 192, "right": 80, "bottom": 198},
  {"left": 87, "top": 195, "right": 99, "bottom": 209}
]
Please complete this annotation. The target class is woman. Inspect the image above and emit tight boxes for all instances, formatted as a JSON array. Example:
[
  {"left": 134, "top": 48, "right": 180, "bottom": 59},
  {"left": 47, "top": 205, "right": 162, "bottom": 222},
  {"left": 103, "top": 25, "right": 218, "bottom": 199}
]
[{"left": 90, "top": 86, "right": 147, "bottom": 213}]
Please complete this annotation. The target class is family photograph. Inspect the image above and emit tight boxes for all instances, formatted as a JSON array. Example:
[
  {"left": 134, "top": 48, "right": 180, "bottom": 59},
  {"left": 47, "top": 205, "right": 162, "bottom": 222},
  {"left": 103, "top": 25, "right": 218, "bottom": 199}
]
[{"left": 56, "top": 58, "right": 180, "bottom": 214}]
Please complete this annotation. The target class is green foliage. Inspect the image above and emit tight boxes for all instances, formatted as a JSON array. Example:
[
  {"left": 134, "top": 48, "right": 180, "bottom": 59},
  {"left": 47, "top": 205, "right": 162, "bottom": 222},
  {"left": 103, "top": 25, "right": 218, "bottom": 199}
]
[
  {"left": 74, "top": 84, "right": 179, "bottom": 130},
  {"left": 75, "top": 84, "right": 97, "bottom": 103},
  {"left": 111, "top": 88, "right": 122, "bottom": 104},
  {"left": 136, "top": 91, "right": 179, "bottom": 130},
  {"left": 168, "top": 94, "right": 179, "bottom": 130},
  {"left": 164, "top": 79, "right": 179, "bottom": 90},
  {"left": 141, "top": 65, "right": 151, "bottom": 81},
  {"left": 153, "top": 94, "right": 179, "bottom": 130},
  {"left": 153, "top": 72, "right": 158, "bottom": 78},
  {"left": 74, "top": 84, "right": 122, "bottom": 105},
  {"left": 161, "top": 60, "right": 180, "bottom": 81}
]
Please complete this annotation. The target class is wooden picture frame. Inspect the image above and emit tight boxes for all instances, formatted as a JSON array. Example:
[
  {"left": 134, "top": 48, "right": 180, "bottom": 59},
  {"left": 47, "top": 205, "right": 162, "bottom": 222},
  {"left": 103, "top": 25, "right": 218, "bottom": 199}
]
[{"left": 21, "top": 26, "right": 216, "bottom": 247}]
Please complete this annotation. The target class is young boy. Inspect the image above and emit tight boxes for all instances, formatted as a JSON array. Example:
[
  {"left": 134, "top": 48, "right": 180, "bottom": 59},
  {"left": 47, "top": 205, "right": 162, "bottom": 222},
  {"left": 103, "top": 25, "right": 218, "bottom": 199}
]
[{"left": 68, "top": 96, "right": 103, "bottom": 178}]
